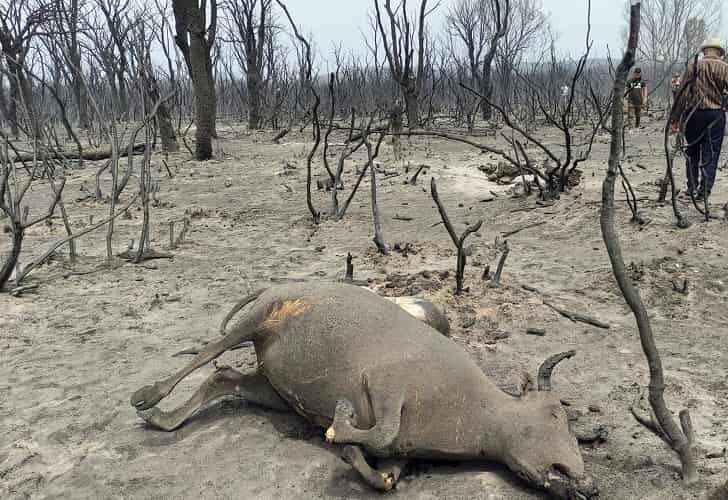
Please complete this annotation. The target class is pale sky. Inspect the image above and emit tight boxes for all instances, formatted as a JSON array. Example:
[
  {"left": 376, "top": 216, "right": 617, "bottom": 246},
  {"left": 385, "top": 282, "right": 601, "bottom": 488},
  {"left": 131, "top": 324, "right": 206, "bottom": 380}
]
[{"left": 278, "top": 1, "right": 727, "bottom": 62}]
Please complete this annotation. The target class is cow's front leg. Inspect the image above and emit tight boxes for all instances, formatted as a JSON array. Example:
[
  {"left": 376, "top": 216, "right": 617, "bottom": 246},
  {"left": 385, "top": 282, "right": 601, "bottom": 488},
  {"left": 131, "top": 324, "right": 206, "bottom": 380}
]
[{"left": 325, "top": 389, "right": 404, "bottom": 456}]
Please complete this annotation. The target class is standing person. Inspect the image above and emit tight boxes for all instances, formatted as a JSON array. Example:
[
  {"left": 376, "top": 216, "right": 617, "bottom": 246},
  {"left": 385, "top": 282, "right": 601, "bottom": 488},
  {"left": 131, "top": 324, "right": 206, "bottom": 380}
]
[
  {"left": 625, "top": 68, "right": 648, "bottom": 128},
  {"left": 671, "top": 38, "right": 728, "bottom": 200}
]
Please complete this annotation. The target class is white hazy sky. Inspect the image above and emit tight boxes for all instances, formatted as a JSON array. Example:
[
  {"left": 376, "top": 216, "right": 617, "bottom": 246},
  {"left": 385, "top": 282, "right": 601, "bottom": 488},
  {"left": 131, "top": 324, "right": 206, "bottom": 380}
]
[{"left": 278, "top": 1, "right": 727, "bottom": 62}]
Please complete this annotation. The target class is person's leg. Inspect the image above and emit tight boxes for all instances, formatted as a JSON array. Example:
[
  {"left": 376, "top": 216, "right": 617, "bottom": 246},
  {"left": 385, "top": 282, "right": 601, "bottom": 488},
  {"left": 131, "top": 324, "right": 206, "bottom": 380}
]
[
  {"left": 703, "top": 111, "right": 726, "bottom": 196},
  {"left": 635, "top": 105, "right": 641, "bottom": 128},
  {"left": 627, "top": 104, "right": 635, "bottom": 128},
  {"left": 684, "top": 112, "right": 704, "bottom": 195}
]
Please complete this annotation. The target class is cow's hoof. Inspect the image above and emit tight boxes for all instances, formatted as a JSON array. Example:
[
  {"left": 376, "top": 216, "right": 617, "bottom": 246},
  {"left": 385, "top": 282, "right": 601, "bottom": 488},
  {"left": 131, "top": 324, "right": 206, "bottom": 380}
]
[
  {"left": 382, "top": 473, "right": 395, "bottom": 491},
  {"left": 130, "top": 383, "right": 166, "bottom": 410},
  {"left": 137, "top": 407, "right": 178, "bottom": 432},
  {"left": 326, "top": 399, "right": 356, "bottom": 443},
  {"left": 137, "top": 407, "right": 163, "bottom": 425},
  {"left": 325, "top": 427, "right": 336, "bottom": 443}
]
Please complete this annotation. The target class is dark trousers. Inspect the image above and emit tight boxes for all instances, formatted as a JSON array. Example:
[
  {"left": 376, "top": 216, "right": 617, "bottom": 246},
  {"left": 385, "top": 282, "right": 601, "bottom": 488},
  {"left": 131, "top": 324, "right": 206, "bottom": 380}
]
[
  {"left": 685, "top": 109, "right": 726, "bottom": 195},
  {"left": 628, "top": 103, "right": 641, "bottom": 128}
]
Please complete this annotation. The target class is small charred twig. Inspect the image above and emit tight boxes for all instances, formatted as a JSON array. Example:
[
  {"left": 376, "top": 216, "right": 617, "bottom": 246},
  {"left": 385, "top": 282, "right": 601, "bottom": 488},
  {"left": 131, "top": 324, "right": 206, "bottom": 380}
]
[
  {"left": 345, "top": 253, "right": 354, "bottom": 282},
  {"left": 162, "top": 159, "right": 174, "bottom": 179},
  {"left": 321, "top": 73, "right": 337, "bottom": 183},
  {"left": 630, "top": 389, "right": 671, "bottom": 445},
  {"left": 168, "top": 217, "right": 191, "bottom": 250},
  {"left": 618, "top": 163, "right": 641, "bottom": 223},
  {"left": 489, "top": 240, "right": 509, "bottom": 287},
  {"left": 481, "top": 265, "right": 491, "bottom": 280},
  {"left": 431, "top": 177, "right": 483, "bottom": 295},
  {"left": 671, "top": 278, "right": 689, "bottom": 295},
  {"left": 272, "top": 128, "right": 290, "bottom": 143},
  {"left": 365, "top": 133, "right": 388, "bottom": 255},
  {"left": 543, "top": 301, "right": 610, "bottom": 329},
  {"left": 406, "top": 164, "right": 427, "bottom": 185},
  {"left": 336, "top": 132, "right": 385, "bottom": 220}
]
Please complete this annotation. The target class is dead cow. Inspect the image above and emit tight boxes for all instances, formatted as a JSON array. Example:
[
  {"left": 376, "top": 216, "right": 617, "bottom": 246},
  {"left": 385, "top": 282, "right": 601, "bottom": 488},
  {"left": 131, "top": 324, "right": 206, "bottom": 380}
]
[{"left": 131, "top": 282, "right": 596, "bottom": 499}]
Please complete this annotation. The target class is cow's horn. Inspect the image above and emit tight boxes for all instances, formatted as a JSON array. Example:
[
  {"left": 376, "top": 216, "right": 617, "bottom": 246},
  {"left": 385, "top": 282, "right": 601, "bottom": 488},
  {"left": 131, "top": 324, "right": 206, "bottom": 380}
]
[{"left": 537, "top": 350, "right": 576, "bottom": 391}]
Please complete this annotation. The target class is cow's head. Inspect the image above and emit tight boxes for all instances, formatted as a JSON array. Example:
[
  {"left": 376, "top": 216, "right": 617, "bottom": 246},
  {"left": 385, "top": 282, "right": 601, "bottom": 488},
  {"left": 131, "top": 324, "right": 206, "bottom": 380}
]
[{"left": 503, "top": 352, "right": 598, "bottom": 500}]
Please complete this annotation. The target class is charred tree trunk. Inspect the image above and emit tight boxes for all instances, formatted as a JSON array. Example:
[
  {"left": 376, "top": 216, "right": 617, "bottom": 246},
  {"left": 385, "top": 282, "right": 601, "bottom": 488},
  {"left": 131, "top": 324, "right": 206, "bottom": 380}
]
[
  {"left": 0, "top": 73, "right": 8, "bottom": 126},
  {"left": 404, "top": 89, "right": 420, "bottom": 129},
  {"left": 0, "top": 221, "right": 22, "bottom": 291},
  {"left": 481, "top": 65, "right": 494, "bottom": 121},
  {"left": 374, "top": 0, "right": 431, "bottom": 131},
  {"left": 146, "top": 71, "right": 179, "bottom": 152},
  {"left": 7, "top": 76, "right": 19, "bottom": 137},
  {"left": 247, "top": 63, "right": 262, "bottom": 130},
  {"left": 188, "top": 38, "right": 216, "bottom": 159},
  {"left": 117, "top": 72, "right": 128, "bottom": 118},
  {"left": 173, "top": 0, "right": 218, "bottom": 161},
  {"left": 156, "top": 101, "right": 179, "bottom": 153},
  {"left": 71, "top": 51, "right": 89, "bottom": 129}
]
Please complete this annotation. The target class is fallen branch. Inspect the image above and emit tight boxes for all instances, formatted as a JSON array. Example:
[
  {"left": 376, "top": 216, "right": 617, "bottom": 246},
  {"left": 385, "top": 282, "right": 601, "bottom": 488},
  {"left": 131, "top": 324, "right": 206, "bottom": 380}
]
[
  {"left": 12, "top": 144, "right": 146, "bottom": 162},
  {"left": 10, "top": 284, "right": 38, "bottom": 297},
  {"left": 543, "top": 300, "right": 610, "bottom": 329},
  {"left": 393, "top": 214, "right": 413, "bottom": 221},
  {"left": 117, "top": 249, "right": 173, "bottom": 262},
  {"left": 502, "top": 221, "right": 546, "bottom": 238}
]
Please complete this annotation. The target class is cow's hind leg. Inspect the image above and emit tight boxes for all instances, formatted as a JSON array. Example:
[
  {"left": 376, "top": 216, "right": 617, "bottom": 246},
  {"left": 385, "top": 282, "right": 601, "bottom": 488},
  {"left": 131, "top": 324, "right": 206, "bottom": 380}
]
[
  {"left": 341, "top": 445, "right": 397, "bottom": 491},
  {"left": 130, "top": 291, "right": 266, "bottom": 411},
  {"left": 325, "top": 375, "right": 404, "bottom": 455},
  {"left": 138, "top": 367, "right": 290, "bottom": 431}
]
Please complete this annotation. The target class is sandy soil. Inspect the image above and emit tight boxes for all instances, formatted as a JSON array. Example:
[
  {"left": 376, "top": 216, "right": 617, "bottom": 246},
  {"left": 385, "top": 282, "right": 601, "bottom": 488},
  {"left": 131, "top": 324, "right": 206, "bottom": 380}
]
[{"left": 1, "top": 116, "right": 727, "bottom": 499}]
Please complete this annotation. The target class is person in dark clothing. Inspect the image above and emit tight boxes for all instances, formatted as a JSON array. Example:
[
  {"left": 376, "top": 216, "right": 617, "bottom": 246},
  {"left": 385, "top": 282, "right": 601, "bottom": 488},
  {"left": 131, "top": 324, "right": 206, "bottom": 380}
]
[
  {"left": 625, "top": 68, "right": 648, "bottom": 128},
  {"left": 671, "top": 38, "right": 728, "bottom": 200}
]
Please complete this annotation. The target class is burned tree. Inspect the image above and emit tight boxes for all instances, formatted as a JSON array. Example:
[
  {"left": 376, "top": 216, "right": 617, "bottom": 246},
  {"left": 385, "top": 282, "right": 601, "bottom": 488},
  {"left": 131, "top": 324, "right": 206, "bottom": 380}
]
[
  {"left": 374, "top": 0, "right": 435, "bottom": 128},
  {"left": 275, "top": 0, "right": 320, "bottom": 223},
  {"left": 0, "top": 0, "right": 48, "bottom": 138},
  {"left": 90, "top": 0, "right": 135, "bottom": 119},
  {"left": 446, "top": 0, "right": 510, "bottom": 120},
  {"left": 50, "top": 0, "right": 89, "bottom": 129},
  {"left": 0, "top": 145, "right": 65, "bottom": 292},
  {"left": 172, "top": 0, "right": 218, "bottom": 160},
  {"left": 601, "top": 0, "right": 697, "bottom": 484},
  {"left": 225, "top": 0, "right": 273, "bottom": 130}
]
